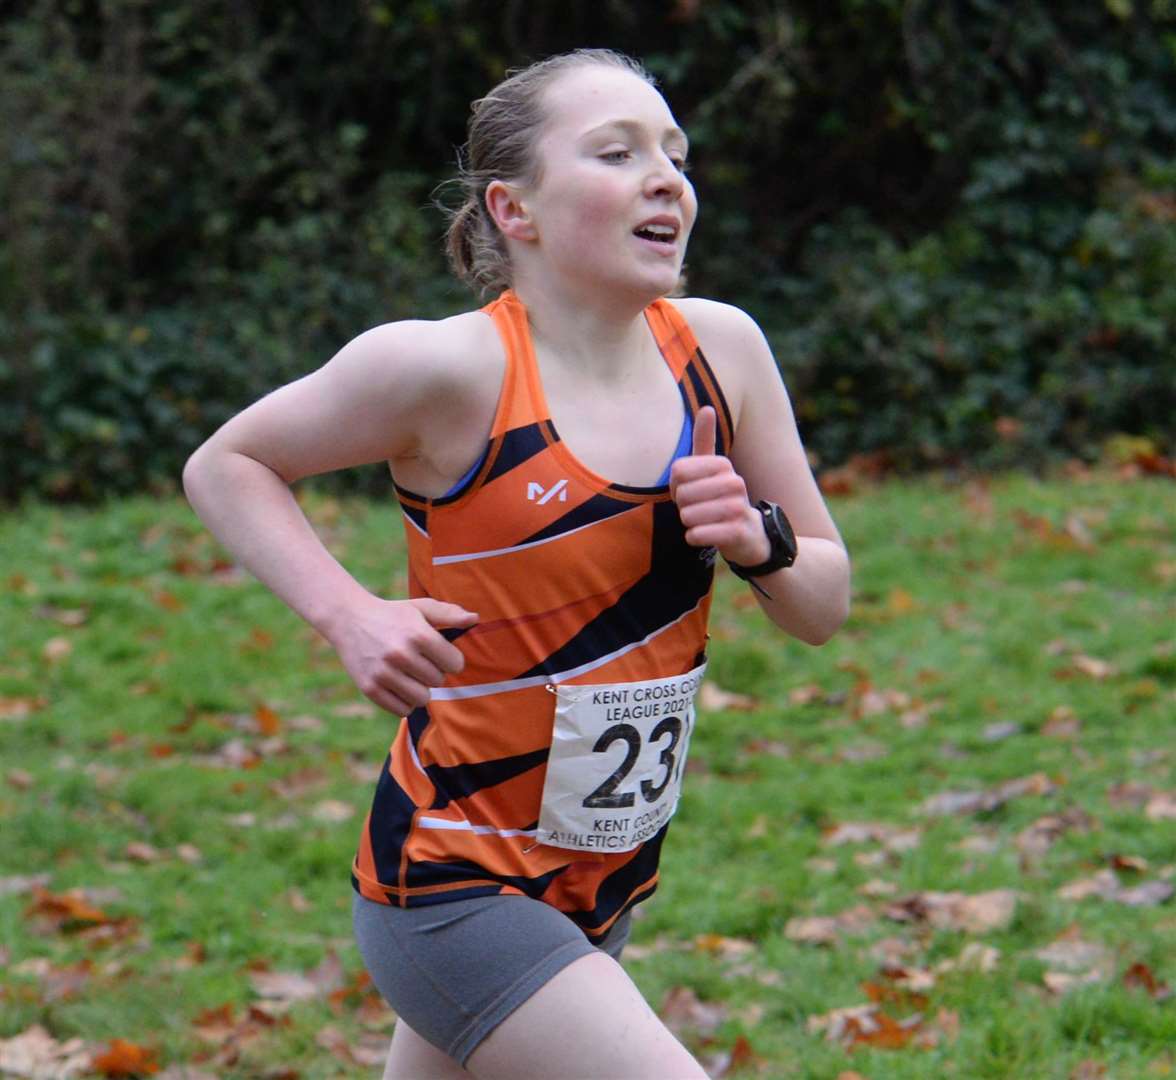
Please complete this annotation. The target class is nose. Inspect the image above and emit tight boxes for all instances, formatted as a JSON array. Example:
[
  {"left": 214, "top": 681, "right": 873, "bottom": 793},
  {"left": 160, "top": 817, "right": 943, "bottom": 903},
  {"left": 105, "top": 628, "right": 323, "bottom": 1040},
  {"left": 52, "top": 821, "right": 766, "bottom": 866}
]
[{"left": 644, "top": 154, "right": 686, "bottom": 200}]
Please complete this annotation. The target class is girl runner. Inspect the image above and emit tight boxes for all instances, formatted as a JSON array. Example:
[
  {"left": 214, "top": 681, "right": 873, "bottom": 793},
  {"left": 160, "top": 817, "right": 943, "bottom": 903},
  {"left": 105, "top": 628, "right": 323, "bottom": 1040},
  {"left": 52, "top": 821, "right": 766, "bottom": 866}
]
[{"left": 184, "top": 47, "right": 850, "bottom": 1080}]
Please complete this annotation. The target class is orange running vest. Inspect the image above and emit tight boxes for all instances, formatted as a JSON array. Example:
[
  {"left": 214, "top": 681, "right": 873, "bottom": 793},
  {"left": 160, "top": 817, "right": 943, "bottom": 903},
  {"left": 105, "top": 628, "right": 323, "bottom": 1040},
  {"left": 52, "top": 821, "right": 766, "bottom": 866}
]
[{"left": 351, "top": 289, "right": 734, "bottom": 938}]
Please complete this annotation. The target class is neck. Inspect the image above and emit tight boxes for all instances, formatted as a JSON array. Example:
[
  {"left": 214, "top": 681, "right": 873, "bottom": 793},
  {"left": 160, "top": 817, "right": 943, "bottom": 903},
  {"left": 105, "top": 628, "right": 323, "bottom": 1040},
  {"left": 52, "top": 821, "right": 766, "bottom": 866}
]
[{"left": 509, "top": 271, "right": 660, "bottom": 378}]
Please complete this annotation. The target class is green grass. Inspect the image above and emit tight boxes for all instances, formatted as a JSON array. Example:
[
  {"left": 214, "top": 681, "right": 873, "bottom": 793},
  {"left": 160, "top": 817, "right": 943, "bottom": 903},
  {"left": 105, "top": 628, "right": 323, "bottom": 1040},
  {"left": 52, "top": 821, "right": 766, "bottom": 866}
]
[{"left": 1, "top": 472, "right": 1173, "bottom": 1078}]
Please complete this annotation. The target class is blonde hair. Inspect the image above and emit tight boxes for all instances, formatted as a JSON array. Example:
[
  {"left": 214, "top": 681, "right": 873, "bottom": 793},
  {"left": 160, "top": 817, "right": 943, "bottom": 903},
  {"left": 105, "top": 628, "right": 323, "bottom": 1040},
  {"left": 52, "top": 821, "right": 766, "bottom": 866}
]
[{"left": 444, "top": 49, "right": 655, "bottom": 297}]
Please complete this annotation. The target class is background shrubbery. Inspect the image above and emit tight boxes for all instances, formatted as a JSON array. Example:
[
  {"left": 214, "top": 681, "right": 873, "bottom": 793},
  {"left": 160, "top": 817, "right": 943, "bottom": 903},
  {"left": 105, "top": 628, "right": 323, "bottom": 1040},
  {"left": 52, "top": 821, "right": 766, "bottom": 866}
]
[{"left": 2, "top": 0, "right": 1173, "bottom": 500}]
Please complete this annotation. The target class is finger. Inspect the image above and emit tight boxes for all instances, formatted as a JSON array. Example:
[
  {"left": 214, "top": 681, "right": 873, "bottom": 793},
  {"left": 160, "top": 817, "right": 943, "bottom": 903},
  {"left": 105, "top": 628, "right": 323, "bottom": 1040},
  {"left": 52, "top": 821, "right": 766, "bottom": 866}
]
[
  {"left": 691, "top": 405, "right": 717, "bottom": 458},
  {"left": 412, "top": 598, "right": 479, "bottom": 629},
  {"left": 418, "top": 633, "right": 467, "bottom": 676},
  {"left": 385, "top": 648, "right": 447, "bottom": 688},
  {"left": 374, "top": 669, "right": 432, "bottom": 710},
  {"left": 673, "top": 471, "right": 746, "bottom": 510}
]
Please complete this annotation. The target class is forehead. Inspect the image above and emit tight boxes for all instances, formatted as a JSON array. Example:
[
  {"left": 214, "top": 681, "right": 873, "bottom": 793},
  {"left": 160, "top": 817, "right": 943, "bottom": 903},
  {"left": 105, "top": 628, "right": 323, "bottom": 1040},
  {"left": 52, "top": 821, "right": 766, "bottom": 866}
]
[{"left": 538, "top": 65, "right": 683, "bottom": 143}]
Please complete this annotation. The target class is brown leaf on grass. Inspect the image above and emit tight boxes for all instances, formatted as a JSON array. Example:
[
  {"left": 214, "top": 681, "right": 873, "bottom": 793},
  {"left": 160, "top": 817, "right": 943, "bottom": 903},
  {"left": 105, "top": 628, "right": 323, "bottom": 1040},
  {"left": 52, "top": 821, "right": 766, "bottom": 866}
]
[
  {"left": 1015, "top": 807, "right": 1096, "bottom": 859},
  {"left": 822, "top": 822, "right": 921, "bottom": 851},
  {"left": 786, "top": 904, "right": 876, "bottom": 945},
  {"left": 658, "top": 985, "right": 727, "bottom": 1036},
  {"left": 699, "top": 682, "right": 759, "bottom": 712},
  {"left": 921, "top": 772, "right": 1055, "bottom": 816},
  {"left": 0, "top": 695, "right": 48, "bottom": 721},
  {"left": 91, "top": 1039, "right": 160, "bottom": 1077},
  {"left": 1123, "top": 962, "right": 1172, "bottom": 1001},
  {"left": 253, "top": 703, "right": 282, "bottom": 735},
  {"left": 34, "top": 605, "right": 89, "bottom": 627},
  {"left": 693, "top": 933, "right": 757, "bottom": 961},
  {"left": 42, "top": 636, "right": 73, "bottom": 663},
  {"left": 248, "top": 970, "right": 318, "bottom": 1004},
  {"left": 315, "top": 1026, "right": 389, "bottom": 1069},
  {"left": 1059, "top": 868, "right": 1174, "bottom": 907},
  {"left": 1070, "top": 1061, "right": 1108, "bottom": 1080},
  {"left": 7, "top": 768, "right": 35, "bottom": 790},
  {"left": 883, "top": 889, "right": 1017, "bottom": 933},
  {"left": 1042, "top": 705, "right": 1082, "bottom": 738},
  {"left": 1067, "top": 654, "right": 1118, "bottom": 680},
  {"left": 311, "top": 799, "right": 355, "bottom": 823},
  {"left": 124, "top": 842, "right": 161, "bottom": 863},
  {"left": 935, "top": 942, "right": 1001, "bottom": 975},
  {"left": 1107, "top": 780, "right": 1155, "bottom": 807},
  {"left": 806, "top": 1003, "right": 923, "bottom": 1050},
  {"left": 1145, "top": 793, "right": 1176, "bottom": 821},
  {"left": 25, "top": 887, "right": 113, "bottom": 930},
  {"left": 0, "top": 1025, "right": 91, "bottom": 1078},
  {"left": 1, "top": 873, "right": 51, "bottom": 897}
]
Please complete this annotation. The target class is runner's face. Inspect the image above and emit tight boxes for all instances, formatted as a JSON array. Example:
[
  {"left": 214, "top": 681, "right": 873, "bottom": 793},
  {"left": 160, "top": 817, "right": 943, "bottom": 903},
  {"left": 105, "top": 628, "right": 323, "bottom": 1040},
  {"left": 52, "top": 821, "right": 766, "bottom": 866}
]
[{"left": 524, "top": 65, "right": 696, "bottom": 297}]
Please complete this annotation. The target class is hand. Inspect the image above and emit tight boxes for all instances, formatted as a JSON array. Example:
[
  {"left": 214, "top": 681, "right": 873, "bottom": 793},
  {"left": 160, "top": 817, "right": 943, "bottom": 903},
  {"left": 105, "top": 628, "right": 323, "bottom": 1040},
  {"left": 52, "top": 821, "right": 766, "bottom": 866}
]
[
  {"left": 669, "top": 406, "right": 770, "bottom": 567},
  {"left": 328, "top": 595, "right": 478, "bottom": 716}
]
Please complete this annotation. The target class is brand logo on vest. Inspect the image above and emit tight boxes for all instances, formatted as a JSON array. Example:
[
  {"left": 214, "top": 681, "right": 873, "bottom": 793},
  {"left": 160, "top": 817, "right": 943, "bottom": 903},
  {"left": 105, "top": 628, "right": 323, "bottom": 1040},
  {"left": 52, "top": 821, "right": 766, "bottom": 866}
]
[{"left": 527, "top": 479, "right": 569, "bottom": 505}]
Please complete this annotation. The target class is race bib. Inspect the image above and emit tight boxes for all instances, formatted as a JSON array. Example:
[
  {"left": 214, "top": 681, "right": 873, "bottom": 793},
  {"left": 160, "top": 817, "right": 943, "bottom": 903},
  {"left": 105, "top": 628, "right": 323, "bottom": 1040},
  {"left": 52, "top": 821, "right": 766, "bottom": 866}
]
[{"left": 536, "top": 664, "right": 706, "bottom": 853}]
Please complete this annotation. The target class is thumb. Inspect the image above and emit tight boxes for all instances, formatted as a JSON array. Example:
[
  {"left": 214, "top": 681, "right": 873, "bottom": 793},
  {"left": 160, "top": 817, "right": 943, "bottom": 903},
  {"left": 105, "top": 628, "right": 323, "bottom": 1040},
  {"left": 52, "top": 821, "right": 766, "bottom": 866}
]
[
  {"left": 691, "top": 405, "right": 717, "bottom": 457},
  {"left": 411, "top": 598, "right": 479, "bottom": 629}
]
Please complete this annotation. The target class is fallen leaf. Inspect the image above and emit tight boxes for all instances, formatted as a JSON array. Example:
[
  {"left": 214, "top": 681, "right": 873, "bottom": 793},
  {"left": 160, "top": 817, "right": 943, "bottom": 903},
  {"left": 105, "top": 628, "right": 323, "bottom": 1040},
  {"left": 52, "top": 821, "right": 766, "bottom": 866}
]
[
  {"left": 785, "top": 904, "right": 876, "bottom": 945},
  {"left": 807, "top": 1003, "right": 923, "bottom": 1050},
  {"left": 658, "top": 985, "right": 727, "bottom": 1036},
  {"left": 124, "top": 842, "right": 161, "bottom": 863},
  {"left": 25, "top": 887, "right": 113, "bottom": 931},
  {"left": 0, "top": 873, "right": 51, "bottom": 897},
  {"left": 42, "top": 636, "right": 73, "bottom": 663},
  {"left": 91, "top": 1039, "right": 160, "bottom": 1077},
  {"left": 1123, "top": 962, "right": 1172, "bottom": 1001},
  {"left": 253, "top": 703, "right": 282, "bottom": 735},
  {"left": 1145, "top": 793, "right": 1176, "bottom": 821},
  {"left": 699, "top": 682, "right": 759, "bottom": 712},
  {"left": 312, "top": 799, "right": 355, "bottom": 823},
  {"left": 693, "top": 933, "right": 757, "bottom": 960},
  {"left": 0, "top": 1025, "right": 91, "bottom": 1078},
  {"left": 1042, "top": 706, "right": 1081, "bottom": 738},
  {"left": 1015, "top": 807, "right": 1095, "bottom": 859},
  {"left": 883, "top": 889, "right": 1017, "bottom": 933},
  {"left": 921, "top": 772, "right": 1054, "bottom": 816},
  {"left": 1070, "top": 1060, "right": 1108, "bottom": 1080},
  {"left": 1069, "top": 654, "right": 1117, "bottom": 680},
  {"left": 0, "top": 695, "right": 48, "bottom": 721}
]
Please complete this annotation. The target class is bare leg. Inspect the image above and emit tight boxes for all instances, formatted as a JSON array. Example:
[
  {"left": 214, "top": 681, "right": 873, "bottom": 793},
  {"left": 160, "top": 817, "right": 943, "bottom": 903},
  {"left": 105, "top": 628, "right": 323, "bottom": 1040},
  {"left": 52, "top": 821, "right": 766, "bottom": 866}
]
[
  {"left": 382, "top": 1020, "right": 471, "bottom": 1080},
  {"left": 466, "top": 951, "right": 707, "bottom": 1080}
]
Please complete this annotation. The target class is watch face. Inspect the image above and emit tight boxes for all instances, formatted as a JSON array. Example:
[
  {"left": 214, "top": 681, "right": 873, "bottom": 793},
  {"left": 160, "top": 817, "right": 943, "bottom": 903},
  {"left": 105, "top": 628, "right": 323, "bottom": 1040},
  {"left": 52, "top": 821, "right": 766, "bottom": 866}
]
[{"left": 766, "top": 503, "right": 798, "bottom": 563}]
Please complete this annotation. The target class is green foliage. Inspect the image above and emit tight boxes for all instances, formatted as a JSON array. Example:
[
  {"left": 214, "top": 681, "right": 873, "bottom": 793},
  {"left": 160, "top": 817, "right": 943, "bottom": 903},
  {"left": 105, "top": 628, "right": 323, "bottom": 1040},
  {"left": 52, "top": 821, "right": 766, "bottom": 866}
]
[{"left": 1, "top": 1, "right": 1173, "bottom": 498}]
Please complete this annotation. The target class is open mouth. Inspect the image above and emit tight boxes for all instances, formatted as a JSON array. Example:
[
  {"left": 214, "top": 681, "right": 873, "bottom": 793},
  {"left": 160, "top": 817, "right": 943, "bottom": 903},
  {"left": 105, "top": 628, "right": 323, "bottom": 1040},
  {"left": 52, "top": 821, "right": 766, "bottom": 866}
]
[{"left": 633, "top": 221, "right": 679, "bottom": 244}]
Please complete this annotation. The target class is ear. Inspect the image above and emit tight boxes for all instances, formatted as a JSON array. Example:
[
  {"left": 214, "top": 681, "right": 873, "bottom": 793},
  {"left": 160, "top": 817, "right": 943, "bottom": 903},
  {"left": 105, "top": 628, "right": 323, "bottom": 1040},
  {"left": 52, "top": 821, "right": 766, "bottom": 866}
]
[{"left": 485, "top": 180, "right": 537, "bottom": 242}]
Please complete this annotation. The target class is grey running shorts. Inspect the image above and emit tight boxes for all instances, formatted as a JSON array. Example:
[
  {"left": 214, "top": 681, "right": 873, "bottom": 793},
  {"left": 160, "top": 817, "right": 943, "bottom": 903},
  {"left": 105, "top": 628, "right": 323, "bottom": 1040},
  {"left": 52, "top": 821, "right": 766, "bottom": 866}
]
[{"left": 352, "top": 891, "right": 632, "bottom": 1066}]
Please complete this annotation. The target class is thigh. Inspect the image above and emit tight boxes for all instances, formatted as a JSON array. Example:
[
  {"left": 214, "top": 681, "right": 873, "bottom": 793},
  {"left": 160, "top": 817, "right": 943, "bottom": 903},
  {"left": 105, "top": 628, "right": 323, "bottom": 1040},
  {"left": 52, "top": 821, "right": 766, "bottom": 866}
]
[
  {"left": 466, "top": 951, "right": 707, "bottom": 1080},
  {"left": 382, "top": 1021, "right": 471, "bottom": 1080},
  {"left": 353, "top": 891, "right": 606, "bottom": 1065}
]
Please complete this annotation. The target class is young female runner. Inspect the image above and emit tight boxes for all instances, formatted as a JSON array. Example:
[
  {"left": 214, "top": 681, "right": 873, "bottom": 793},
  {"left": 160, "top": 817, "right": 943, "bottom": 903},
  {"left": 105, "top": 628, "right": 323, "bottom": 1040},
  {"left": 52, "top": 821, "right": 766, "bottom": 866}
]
[{"left": 184, "top": 48, "right": 849, "bottom": 1079}]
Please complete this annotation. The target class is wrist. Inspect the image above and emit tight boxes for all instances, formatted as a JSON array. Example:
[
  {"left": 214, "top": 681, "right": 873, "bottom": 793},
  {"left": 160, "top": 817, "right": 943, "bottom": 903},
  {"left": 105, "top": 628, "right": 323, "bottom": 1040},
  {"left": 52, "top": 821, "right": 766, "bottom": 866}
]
[
  {"left": 724, "top": 500, "right": 798, "bottom": 581},
  {"left": 721, "top": 505, "right": 772, "bottom": 567}
]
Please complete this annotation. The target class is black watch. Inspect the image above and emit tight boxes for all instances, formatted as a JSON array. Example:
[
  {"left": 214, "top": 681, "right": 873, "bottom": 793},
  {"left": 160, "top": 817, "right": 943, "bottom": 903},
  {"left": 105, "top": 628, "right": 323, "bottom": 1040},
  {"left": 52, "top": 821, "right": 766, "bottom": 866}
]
[{"left": 725, "top": 500, "right": 798, "bottom": 580}]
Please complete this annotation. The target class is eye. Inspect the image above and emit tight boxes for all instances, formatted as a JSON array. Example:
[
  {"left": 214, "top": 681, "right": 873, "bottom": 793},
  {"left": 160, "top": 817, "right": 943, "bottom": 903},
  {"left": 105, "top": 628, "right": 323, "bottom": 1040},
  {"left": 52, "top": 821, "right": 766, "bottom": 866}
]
[
  {"left": 599, "top": 149, "right": 631, "bottom": 164},
  {"left": 669, "top": 155, "right": 691, "bottom": 174}
]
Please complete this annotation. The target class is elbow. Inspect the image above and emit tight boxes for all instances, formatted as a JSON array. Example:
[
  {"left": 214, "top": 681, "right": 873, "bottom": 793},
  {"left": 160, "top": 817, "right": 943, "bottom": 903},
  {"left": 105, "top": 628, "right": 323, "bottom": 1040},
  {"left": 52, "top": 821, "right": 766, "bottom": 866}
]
[
  {"left": 795, "top": 590, "right": 851, "bottom": 647},
  {"left": 181, "top": 446, "right": 206, "bottom": 507}
]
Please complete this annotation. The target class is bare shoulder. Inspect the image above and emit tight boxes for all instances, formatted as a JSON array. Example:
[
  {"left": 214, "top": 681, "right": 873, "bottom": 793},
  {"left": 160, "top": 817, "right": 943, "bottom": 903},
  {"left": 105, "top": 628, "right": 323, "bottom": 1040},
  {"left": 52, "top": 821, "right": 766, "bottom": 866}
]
[
  {"left": 331, "top": 308, "right": 503, "bottom": 405},
  {"left": 664, "top": 297, "right": 777, "bottom": 420}
]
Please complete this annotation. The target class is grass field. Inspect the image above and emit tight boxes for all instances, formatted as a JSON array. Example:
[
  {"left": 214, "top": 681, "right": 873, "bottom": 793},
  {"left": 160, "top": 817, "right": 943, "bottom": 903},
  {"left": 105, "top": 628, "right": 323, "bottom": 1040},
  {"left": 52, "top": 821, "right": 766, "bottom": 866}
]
[{"left": 1, "top": 470, "right": 1173, "bottom": 1079}]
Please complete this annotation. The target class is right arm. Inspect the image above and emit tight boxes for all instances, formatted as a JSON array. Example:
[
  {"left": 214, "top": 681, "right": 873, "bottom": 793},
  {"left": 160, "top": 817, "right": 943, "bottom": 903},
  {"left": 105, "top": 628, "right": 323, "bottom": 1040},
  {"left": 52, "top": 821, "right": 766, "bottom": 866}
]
[{"left": 182, "top": 317, "right": 488, "bottom": 715}]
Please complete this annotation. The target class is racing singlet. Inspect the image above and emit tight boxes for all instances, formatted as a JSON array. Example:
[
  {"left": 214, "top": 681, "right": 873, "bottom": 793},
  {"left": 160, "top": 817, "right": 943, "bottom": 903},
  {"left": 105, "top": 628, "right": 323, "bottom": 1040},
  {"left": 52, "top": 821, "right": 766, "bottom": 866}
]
[{"left": 350, "top": 289, "right": 734, "bottom": 939}]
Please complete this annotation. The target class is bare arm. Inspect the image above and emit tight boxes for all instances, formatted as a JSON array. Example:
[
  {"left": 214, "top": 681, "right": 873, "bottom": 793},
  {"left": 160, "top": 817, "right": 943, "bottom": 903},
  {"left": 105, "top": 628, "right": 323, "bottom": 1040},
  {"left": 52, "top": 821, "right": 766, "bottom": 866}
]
[
  {"left": 669, "top": 301, "right": 850, "bottom": 645},
  {"left": 183, "top": 318, "right": 487, "bottom": 714}
]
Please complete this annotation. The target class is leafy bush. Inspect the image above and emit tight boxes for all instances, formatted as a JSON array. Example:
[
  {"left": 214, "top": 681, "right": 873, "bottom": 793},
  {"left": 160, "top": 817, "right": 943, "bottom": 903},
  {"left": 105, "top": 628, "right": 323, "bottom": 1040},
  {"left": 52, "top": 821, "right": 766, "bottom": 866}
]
[{"left": 1, "top": 1, "right": 1173, "bottom": 499}]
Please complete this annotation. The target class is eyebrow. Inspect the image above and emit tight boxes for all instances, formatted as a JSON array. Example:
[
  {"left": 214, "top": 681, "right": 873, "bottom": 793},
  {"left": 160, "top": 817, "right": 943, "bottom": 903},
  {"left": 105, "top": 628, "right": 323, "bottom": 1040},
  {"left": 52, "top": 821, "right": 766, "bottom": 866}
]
[{"left": 581, "top": 118, "right": 689, "bottom": 149}]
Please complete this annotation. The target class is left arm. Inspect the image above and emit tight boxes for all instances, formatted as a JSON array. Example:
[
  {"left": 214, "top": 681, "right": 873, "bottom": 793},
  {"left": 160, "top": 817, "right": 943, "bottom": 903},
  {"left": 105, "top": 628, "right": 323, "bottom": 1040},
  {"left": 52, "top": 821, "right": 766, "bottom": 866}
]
[{"left": 668, "top": 302, "right": 850, "bottom": 645}]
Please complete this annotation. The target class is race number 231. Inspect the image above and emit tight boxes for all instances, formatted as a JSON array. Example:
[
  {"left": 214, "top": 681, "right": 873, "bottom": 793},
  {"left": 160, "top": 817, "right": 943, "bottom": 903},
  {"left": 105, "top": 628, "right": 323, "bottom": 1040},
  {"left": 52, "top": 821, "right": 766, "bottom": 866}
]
[{"left": 583, "top": 715, "right": 687, "bottom": 809}]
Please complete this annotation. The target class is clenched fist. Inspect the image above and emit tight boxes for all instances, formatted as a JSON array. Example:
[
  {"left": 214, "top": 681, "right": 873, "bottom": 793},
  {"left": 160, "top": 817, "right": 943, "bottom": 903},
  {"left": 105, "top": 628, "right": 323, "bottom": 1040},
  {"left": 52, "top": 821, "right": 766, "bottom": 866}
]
[
  {"left": 669, "top": 405, "right": 769, "bottom": 568},
  {"left": 328, "top": 595, "right": 478, "bottom": 716}
]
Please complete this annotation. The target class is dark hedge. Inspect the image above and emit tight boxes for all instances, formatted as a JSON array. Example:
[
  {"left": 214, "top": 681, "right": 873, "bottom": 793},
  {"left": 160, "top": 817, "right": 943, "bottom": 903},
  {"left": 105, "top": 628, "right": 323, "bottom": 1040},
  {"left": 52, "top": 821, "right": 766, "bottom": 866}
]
[{"left": 2, "top": 0, "right": 1173, "bottom": 500}]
